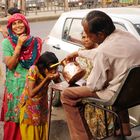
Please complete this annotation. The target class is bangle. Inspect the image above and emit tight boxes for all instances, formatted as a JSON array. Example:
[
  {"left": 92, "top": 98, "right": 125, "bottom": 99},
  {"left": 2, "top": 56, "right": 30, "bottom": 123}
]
[{"left": 13, "top": 52, "right": 20, "bottom": 58}]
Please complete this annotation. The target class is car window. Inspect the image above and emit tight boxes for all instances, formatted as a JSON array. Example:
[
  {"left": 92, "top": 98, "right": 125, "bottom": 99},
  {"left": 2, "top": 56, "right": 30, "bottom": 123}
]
[
  {"left": 62, "top": 18, "right": 83, "bottom": 46},
  {"left": 69, "top": 19, "right": 83, "bottom": 43},
  {"left": 62, "top": 18, "right": 72, "bottom": 39},
  {"left": 63, "top": 19, "right": 131, "bottom": 46},
  {"left": 114, "top": 22, "right": 127, "bottom": 31}
]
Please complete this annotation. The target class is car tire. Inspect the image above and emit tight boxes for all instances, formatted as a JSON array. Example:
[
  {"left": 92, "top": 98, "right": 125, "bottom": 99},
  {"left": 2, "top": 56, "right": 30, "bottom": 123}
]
[{"left": 52, "top": 90, "right": 62, "bottom": 107}]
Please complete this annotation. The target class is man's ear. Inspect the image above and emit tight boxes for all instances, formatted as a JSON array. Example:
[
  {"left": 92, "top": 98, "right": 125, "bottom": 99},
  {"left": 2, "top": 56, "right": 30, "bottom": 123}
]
[{"left": 97, "top": 32, "right": 106, "bottom": 43}]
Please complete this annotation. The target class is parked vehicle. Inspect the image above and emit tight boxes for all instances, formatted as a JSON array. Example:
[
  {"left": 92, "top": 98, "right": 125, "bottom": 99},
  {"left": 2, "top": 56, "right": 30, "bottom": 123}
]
[
  {"left": 81, "top": 0, "right": 98, "bottom": 8},
  {"left": 26, "top": 0, "right": 45, "bottom": 10},
  {"left": 56, "top": 0, "right": 83, "bottom": 7},
  {"left": 68, "top": 0, "right": 83, "bottom": 7},
  {"left": 45, "top": 7, "right": 140, "bottom": 124}
]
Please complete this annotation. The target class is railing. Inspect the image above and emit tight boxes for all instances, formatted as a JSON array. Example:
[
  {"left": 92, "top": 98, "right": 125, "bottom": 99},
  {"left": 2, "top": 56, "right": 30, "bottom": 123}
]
[{"left": 0, "top": 0, "right": 138, "bottom": 17}]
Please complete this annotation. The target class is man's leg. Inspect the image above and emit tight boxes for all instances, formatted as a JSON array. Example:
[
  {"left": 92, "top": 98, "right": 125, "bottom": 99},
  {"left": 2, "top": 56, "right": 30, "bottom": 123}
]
[
  {"left": 115, "top": 109, "right": 131, "bottom": 136},
  {"left": 61, "top": 86, "right": 98, "bottom": 140}
]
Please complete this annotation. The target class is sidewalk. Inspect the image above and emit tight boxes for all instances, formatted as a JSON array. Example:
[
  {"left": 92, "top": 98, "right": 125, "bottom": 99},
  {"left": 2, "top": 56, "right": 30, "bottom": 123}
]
[{"left": 1, "top": 5, "right": 140, "bottom": 25}]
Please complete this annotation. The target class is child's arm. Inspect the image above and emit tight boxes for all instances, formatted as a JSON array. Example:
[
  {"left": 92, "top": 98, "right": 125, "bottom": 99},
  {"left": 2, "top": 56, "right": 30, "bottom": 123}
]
[
  {"left": 28, "top": 72, "right": 59, "bottom": 98},
  {"left": 0, "top": 25, "right": 8, "bottom": 38}
]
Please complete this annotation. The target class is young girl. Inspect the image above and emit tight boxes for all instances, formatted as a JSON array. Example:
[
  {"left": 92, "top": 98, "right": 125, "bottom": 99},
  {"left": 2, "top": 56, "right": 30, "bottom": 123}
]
[
  {"left": 18, "top": 51, "right": 60, "bottom": 140},
  {"left": 76, "top": 31, "right": 97, "bottom": 80}
]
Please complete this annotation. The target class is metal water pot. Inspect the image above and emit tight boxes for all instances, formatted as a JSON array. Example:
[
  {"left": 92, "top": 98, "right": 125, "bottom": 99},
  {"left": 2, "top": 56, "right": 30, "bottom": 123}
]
[{"left": 61, "top": 60, "right": 86, "bottom": 85}]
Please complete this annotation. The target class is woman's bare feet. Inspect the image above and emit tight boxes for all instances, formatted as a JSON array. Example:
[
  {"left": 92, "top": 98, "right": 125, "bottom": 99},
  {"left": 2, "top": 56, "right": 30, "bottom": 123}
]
[{"left": 115, "top": 123, "right": 132, "bottom": 136}]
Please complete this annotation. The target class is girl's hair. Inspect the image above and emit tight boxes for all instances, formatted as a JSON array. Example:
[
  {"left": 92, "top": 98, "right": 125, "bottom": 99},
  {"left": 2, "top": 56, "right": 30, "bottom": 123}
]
[
  {"left": 36, "top": 51, "right": 59, "bottom": 70},
  {"left": 85, "top": 10, "right": 115, "bottom": 36}
]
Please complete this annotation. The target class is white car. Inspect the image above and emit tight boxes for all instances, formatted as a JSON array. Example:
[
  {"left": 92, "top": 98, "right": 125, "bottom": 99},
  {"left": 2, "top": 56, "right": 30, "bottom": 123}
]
[{"left": 46, "top": 7, "right": 140, "bottom": 126}]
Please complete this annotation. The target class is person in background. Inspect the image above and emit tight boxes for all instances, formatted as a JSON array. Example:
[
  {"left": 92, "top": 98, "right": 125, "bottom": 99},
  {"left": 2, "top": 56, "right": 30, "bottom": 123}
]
[
  {"left": 0, "top": 7, "right": 21, "bottom": 38},
  {"left": 61, "top": 10, "right": 140, "bottom": 140},
  {"left": 18, "top": 51, "right": 60, "bottom": 140},
  {"left": 7, "top": 7, "right": 21, "bottom": 16},
  {"left": 0, "top": 24, "right": 9, "bottom": 38},
  {"left": 76, "top": 30, "right": 97, "bottom": 80},
  {"left": 0, "top": 13, "right": 42, "bottom": 140}
]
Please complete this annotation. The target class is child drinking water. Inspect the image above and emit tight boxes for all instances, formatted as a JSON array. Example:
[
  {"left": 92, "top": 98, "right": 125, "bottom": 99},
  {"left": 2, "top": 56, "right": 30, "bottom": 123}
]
[{"left": 18, "top": 51, "right": 60, "bottom": 140}]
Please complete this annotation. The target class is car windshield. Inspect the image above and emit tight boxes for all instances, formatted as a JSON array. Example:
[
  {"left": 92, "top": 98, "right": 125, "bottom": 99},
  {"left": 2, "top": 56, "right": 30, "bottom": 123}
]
[{"left": 134, "top": 24, "right": 140, "bottom": 36}]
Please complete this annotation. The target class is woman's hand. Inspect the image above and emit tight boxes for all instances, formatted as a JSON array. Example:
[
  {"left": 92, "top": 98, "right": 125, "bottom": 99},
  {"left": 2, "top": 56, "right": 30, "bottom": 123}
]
[
  {"left": 4, "top": 34, "right": 28, "bottom": 70},
  {"left": 17, "top": 34, "right": 28, "bottom": 47}
]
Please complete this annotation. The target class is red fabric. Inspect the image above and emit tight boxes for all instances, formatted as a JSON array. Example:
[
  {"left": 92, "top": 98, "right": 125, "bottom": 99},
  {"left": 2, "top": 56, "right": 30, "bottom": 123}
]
[
  {"left": 7, "top": 13, "right": 30, "bottom": 35},
  {"left": 8, "top": 36, "right": 42, "bottom": 62},
  {"left": 0, "top": 89, "right": 8, "bottom": 121},
  {"left": 6, "top": 13, "right": 42, "bottom": 67},
  {"left": 4, "top": 121, "right": 21, "bottom": 140}
]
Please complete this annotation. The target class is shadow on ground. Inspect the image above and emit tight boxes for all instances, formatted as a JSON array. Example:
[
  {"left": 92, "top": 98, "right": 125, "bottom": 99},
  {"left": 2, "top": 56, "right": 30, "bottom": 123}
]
[{"left": 49, "top": 120, "right": 70, "bottom": 140}]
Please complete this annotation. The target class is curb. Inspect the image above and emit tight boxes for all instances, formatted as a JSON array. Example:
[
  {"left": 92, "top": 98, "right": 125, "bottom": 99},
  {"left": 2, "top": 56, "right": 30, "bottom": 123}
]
[
  {"left": 26, "top": 14, "right": 61, "bottom": 23},
  {"left": 0, "top": 13, "right": 61, "bottom": 25}
]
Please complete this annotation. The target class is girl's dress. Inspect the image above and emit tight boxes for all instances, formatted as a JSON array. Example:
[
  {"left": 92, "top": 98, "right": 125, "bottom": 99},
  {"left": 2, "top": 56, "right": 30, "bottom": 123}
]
[{"left": 19, "top": 65, "right": 48, "bottom": 140}]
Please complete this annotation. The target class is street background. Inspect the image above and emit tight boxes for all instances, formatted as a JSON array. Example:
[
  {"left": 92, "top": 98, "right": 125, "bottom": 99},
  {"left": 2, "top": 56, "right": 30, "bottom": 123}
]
[
  {"left": 0, "top": 0, "right": 140, "bottom": 140},
  {"left": 1, "top": 0, "right": 140, "bottom": 18}
]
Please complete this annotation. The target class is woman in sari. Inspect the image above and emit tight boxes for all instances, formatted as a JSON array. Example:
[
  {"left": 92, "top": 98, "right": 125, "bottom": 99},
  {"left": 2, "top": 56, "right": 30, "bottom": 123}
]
[{"left": 0, "top": 13, "right": 42, "bottom": 140}]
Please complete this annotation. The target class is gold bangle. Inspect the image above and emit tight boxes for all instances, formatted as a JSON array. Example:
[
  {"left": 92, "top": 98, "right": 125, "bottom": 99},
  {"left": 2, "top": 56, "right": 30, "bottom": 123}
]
[{"left": 13, "top": 52, "right": 20, "bottom": 58}]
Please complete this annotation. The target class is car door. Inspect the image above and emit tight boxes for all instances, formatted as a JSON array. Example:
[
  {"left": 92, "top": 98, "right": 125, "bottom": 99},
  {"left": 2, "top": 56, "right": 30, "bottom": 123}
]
[
  {"left": 111, "top": 16, "right": 140, "bottom": 40},
  {"left": 46, "top": 17, "right": 83, "bottom": 62}
]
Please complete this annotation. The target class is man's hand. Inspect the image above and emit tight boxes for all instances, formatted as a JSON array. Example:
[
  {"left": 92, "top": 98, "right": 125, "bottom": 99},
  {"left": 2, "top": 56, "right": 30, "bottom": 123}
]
[{"left": 64, "top": 51, "right": 78, "bottom": 62}]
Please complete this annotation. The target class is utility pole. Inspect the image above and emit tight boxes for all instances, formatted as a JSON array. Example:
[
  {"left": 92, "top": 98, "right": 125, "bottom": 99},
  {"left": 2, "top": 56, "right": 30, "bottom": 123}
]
[
  {"left": 5, "top": 0, "right": 8, "bottom": 16},
  {"left": 21, "top": 0, "right": 25, "bottom": 11},
  {"left": 64, "top": 0, "right": 69, "bottom": 11}
]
